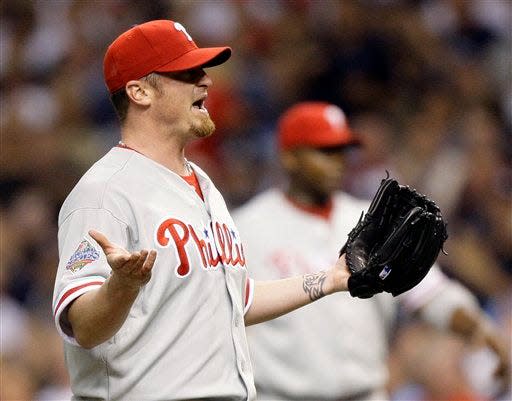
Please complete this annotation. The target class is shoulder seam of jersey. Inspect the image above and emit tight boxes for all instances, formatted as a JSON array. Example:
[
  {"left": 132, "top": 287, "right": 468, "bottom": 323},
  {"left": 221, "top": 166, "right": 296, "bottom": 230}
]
[
  {"left": 99, "top": 150, "right": 134, "bottom": 208},
  {"left": 59, "top": 206, "right": 130, "bottom": 229}
]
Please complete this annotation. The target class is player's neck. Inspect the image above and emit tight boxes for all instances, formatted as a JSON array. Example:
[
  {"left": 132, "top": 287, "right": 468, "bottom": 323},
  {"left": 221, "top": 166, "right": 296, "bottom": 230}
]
[
  {"left": 285, "top": 187, "right": 332, "bottom": 208},
  {"left": 285, "top": 189, "right": 334, "bottom": 220},
  {"left": 120, "top": 130, "right": 190, "bottom": 175}
]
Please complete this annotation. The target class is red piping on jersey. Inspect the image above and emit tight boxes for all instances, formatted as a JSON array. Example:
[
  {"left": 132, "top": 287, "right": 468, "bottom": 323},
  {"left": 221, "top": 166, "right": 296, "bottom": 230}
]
[
  {"left": 285, "top": 195, "right": 334, "bottom": 220},
  {"left": 116, "top": 142, "right": 144, "bottom": 155},
  {"left": 244, "top": 278, "right": 250, "bottom": 307},
  {"left": 54, "top": 281, "right": 104, "bottom": 316}
]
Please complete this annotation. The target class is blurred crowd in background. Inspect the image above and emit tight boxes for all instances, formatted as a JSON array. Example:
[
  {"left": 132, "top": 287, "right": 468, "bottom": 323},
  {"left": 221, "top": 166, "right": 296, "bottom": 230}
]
[{"left": 1, "top": 0, "right": 511, "bottom": 400}]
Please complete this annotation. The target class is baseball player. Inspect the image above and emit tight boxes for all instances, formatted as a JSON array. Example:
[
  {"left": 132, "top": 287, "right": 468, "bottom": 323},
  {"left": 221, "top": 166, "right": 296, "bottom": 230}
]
[
  {"left": 52, "top": 21, "right": 353, "bottom": 400},
  {"left": 232, "top": 102, "right": 510, "bottom": 401}
]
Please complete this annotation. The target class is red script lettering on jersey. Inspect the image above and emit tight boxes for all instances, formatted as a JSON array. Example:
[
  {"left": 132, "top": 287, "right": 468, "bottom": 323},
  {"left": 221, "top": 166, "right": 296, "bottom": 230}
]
[{"left": 156, "top": 218, "right": 246, "bottom": 277}]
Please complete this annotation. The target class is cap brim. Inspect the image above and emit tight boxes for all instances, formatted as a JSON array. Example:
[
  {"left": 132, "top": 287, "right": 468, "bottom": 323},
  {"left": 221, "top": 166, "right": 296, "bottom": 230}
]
[
  {"left": 315, "top": 140, "right": 362, "bottom": 152},
  {"left": 280, "top": 130, "right": 362, "bottom": 151},
  {"left": 323, "top": 123, "right": 362, "bottom": 148},
  {"left": 155, "top": 47, "right": 232, "bottom": 73},
  {"left": 306, "top": 130, "right": 362, "bottom": 150}
]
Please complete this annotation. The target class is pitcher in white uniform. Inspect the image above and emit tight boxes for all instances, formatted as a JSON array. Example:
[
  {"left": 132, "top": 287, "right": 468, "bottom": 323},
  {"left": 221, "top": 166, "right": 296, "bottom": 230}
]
[
  {"left": 233, "top": 102, "right": 510, "bottom": 401},
  {"left": 52, "top": 21, "right": 356, "bottom": 401}
]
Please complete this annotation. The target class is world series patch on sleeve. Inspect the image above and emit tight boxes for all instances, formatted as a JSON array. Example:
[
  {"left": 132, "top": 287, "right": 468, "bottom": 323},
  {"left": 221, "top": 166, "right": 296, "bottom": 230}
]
[
  {"left": 65, "top": 239, "right": 100, "bottom": 273},
  {"left": 340, "top": 174, "right": 448, "bottom": 298}
]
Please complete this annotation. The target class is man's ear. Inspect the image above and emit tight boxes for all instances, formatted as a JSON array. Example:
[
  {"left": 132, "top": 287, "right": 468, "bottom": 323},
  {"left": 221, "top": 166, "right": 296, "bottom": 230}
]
[{"left": 125, "top": 80, "right": 152, "bottom": 106}]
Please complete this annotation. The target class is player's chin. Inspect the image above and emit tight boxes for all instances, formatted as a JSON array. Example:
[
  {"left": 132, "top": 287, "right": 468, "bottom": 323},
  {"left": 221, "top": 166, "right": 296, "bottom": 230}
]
[{"left": 191, "top": 116, "right": 216, "bottom": 138}]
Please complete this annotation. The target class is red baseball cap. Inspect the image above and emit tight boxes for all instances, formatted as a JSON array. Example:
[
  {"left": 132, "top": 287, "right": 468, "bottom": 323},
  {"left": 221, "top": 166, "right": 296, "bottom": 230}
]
[
  {"left": 278, "top": 102, "right": 361, "bottom": 151},
  {"left": 103, "top": 20, "right": 232, "bottom": 93}
]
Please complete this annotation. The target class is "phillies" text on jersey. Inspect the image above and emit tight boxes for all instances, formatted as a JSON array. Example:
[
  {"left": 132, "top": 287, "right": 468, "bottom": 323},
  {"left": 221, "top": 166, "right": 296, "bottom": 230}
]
[{"left": 156, "top": 218, "right": 246, "bottom": 277}]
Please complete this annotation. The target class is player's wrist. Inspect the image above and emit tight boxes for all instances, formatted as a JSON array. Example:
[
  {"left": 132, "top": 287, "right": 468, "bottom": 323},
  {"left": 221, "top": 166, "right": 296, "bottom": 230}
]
[
  {"left": 325, "top": 261, "right": 350, "bottom": 295},
  {"left": 322, "top": 271, "right": 336, "bottom": 296},
  {"left": 333, "top": 255, "right": 351, "bottom": 293}
]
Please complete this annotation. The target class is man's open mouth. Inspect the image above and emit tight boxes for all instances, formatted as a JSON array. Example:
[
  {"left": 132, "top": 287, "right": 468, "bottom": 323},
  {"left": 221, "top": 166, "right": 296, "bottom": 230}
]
[{"left": 192, "top": 98, "right": 207, "bottom": 113}]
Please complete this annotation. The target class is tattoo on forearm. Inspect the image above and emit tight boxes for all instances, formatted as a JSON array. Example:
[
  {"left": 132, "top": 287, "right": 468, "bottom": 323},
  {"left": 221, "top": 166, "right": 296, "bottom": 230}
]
[{"left": 303, "top": 271, "right": 327, "bottom": 301}]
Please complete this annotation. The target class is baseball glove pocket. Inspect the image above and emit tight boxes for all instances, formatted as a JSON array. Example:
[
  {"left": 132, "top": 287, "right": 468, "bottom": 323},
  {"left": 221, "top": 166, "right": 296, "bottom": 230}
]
[{"left": 340, "top": 175, "right": 447, "bottom": 298}]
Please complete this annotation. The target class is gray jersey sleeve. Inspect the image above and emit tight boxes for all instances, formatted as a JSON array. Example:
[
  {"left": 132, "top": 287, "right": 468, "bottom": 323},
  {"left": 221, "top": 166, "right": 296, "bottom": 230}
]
[
  {"left": 398, "top": 266, "right": 479, "bottom": 329},
  {"left": 53, "top": 207, "right": 129, "bottom": 344}
]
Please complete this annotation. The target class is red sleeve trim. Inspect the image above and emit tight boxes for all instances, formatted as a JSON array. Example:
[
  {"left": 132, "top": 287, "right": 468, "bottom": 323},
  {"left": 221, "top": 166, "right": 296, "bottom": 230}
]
[
  {"left": 245, "top": 278, "right": 250, "bottom": 306},
  {"left": 54, "top": 281, "right": 104, "bottom": 316},
  {"left": 243, "top": 278, "right": 254, "bottom": 315}
]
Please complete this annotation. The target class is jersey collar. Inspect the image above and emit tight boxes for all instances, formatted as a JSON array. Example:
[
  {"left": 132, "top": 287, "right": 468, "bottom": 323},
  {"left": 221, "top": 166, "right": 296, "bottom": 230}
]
[{"left": 284, "top": 194, "right": 334, "bottom": 220}]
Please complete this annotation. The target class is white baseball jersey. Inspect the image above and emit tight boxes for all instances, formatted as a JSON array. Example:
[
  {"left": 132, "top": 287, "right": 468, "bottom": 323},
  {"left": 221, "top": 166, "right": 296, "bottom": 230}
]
[
  {"left": 232, "top": 189, "right": 478, "bottom": 401},
  {"left": 53, "top": 146, "right": 256, "bottom": 401}
]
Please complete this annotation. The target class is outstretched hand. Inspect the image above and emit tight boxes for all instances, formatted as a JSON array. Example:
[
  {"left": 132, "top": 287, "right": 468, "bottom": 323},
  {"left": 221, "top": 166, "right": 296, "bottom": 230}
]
[{"left": 89, "top": 229, "right": 157, "bottom": 290}]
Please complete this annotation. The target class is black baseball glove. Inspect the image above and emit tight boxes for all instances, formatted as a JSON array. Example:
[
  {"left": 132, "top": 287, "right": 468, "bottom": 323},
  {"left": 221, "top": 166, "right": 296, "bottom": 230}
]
[{"left": 340, "top": 175, "right": 448, "bottom": 298}]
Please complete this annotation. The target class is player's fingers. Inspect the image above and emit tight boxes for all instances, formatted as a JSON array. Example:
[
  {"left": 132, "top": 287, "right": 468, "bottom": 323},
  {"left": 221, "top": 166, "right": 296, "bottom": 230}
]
[
  {"left": 124, "top": 250, "right": 153, "bottom": 276},
  {"left": 132, "top": 250, "right": 155, "bottom": 277},
  {"left": 141, "top": 250, "right": 157, "bottom": 274},
  {"left": 109, "top": 251, "right": 139, "bottom": 274},
  {"left": 89, "top": 229, "right": 114, "bottom": 253},
  {"left": 124, "top": 251, "right": 144, "bottom": 274},
  {"left": 135, "top": 250, "right": 149, "bottom": 274},
  {"left": 108, "top": 253, "right": 132, "bottom": 271}
]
